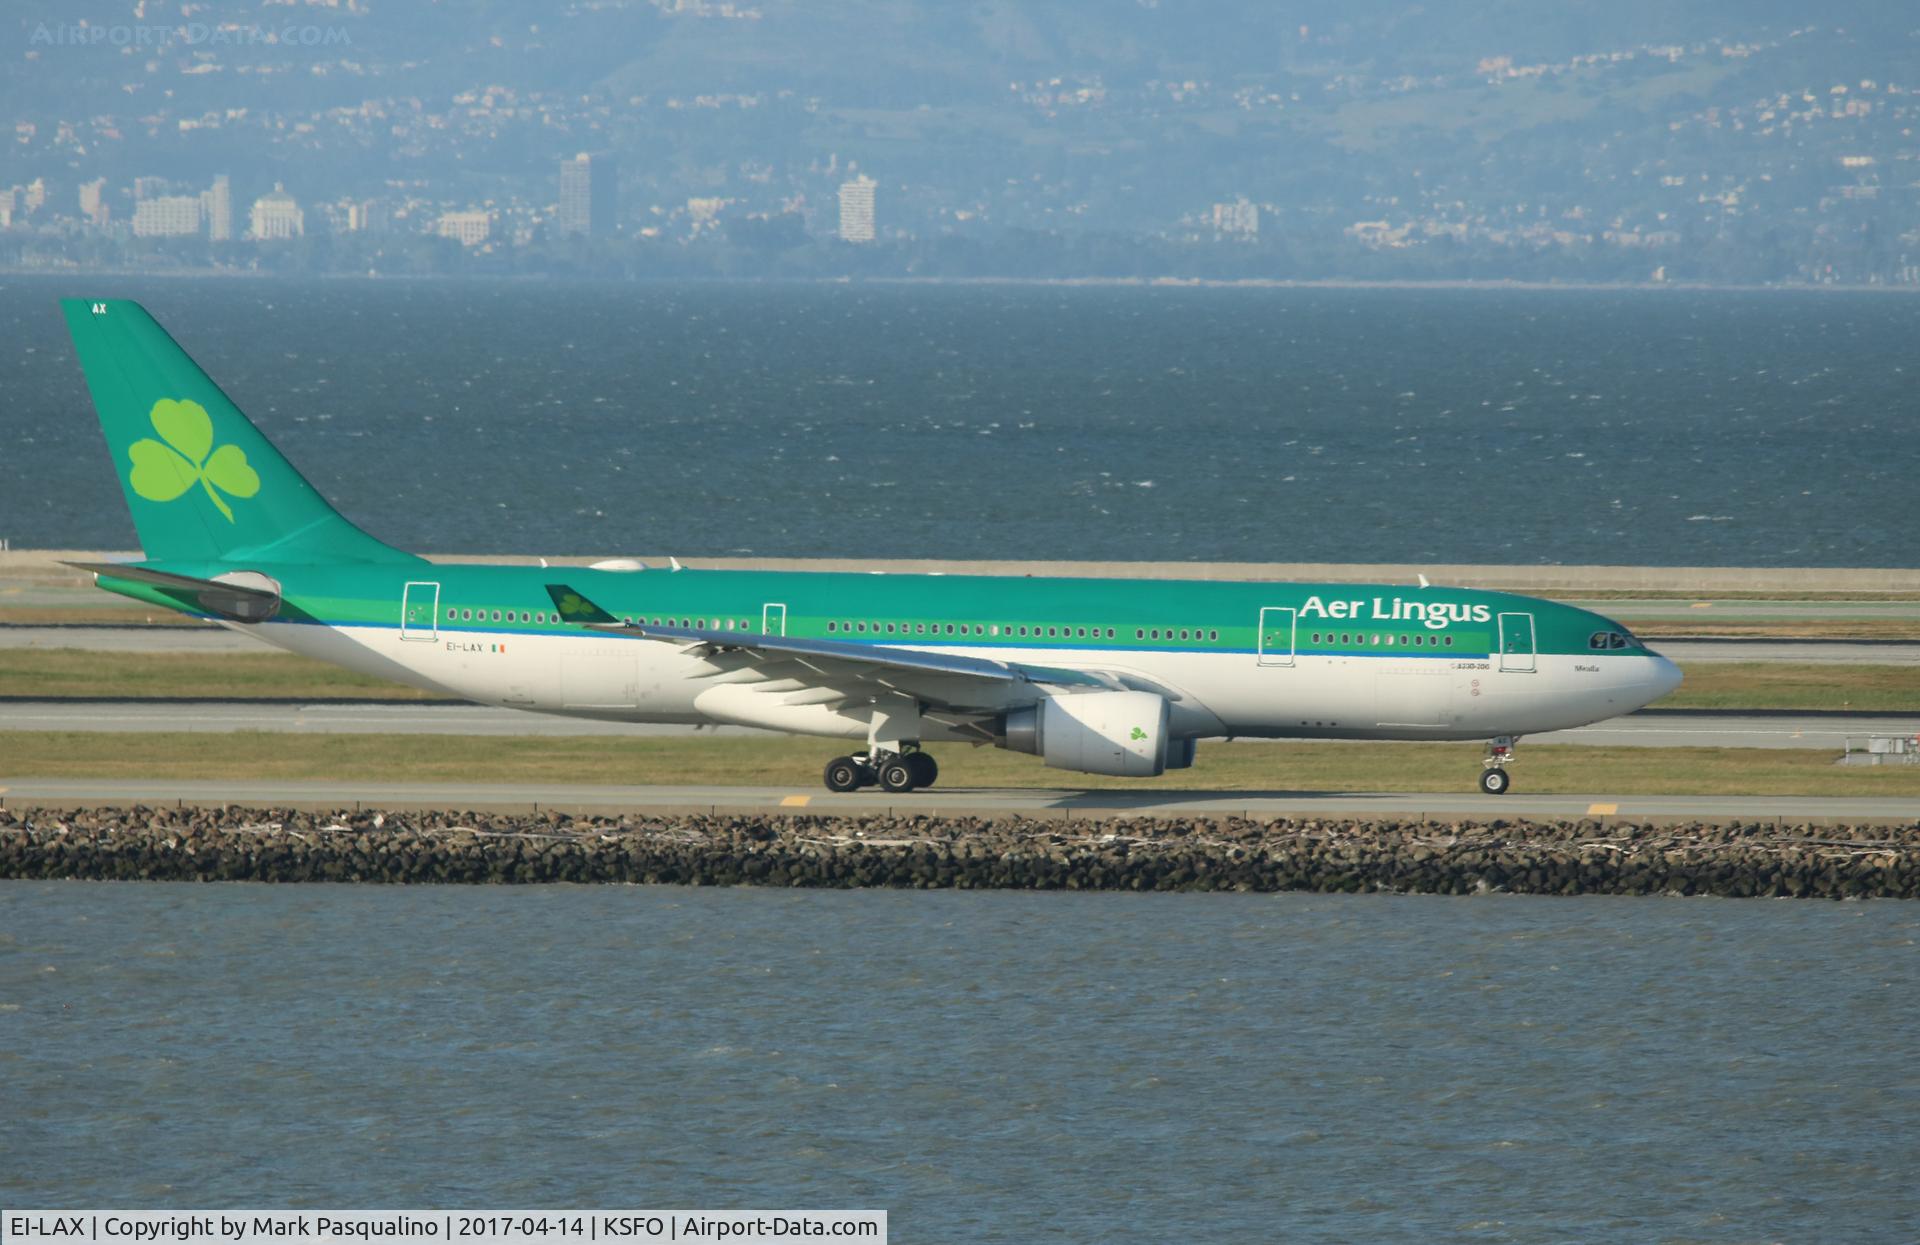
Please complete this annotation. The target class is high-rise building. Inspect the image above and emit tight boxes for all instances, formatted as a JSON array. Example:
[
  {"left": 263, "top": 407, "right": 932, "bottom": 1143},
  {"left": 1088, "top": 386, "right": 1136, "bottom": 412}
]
[
  {"left": 837, "top": 174, "right": 877, "bottom": 243},
  {"left": 558, "top": 152, "right": 617, "bottom": 237},
  {"left": 22, "top": 178, "right": 46, "bottom": 214},
  {"left": 346, "top": 199, "right": 391, "bottom": 233},
  {"left": 78, "top": 178, "right": 109, "bottom": 227},
  {"left": 0, "top": 188, "right": 16, "bottom": 230},
  {"left": 248, "top": 183, "right": 304, "bottom": 239},
  {"left": 131, "top": 194, "right": 203, "bottom": 237},
  {"left": 1212, "top": 199, "right": 1259, "bottom": 238},
  {"left": 204, "top": 174, "right": 232, "bottom": 241},
  {"left": 133, "top": 176, "right": 170, "bottom": 201},
  {"left": 435, "top": 210, "right": 492, "bottom": 247}
]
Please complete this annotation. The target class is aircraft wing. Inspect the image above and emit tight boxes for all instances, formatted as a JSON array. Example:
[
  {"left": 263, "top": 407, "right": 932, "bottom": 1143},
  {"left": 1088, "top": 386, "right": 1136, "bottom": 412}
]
[{"left": 544, "top": 583, "right": 1114, "bottom": 717}]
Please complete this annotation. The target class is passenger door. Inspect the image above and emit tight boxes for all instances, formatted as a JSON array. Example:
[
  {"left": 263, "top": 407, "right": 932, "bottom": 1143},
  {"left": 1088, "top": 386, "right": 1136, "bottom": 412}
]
[
  {"left": 1498, "top": 612, "right": 1537, "bottom": 673},
  {"left": 1257, "top": 607, "right": 1296, "bottom": 667},
  {"left": 401, "top": 581, "right": 439, "bottom": 642}
]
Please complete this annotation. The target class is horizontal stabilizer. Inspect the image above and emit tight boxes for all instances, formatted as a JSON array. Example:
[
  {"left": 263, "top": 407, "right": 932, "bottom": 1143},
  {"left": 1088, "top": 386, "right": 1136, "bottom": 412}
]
[{"left": 66, "top": 560, "right": 281, "bottom": 623}]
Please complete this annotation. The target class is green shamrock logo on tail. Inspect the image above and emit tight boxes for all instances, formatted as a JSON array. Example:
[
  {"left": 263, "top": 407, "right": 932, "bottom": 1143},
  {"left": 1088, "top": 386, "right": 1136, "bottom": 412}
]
[
  {"left": 1130, "top": 726, "right": 1148, "bottom": 741},
  {"left": 128, "top": 398, "right": 259, "bottom": 523},
  {"left": 559, "top": 593, "right": 591, "bottom": 618}
]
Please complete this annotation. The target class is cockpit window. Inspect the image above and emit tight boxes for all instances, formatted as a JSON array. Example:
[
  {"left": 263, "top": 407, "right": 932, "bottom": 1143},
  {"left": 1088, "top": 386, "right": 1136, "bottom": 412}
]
[{"left": 1591, "top": 630, "right": 1640, "bottom": 651}]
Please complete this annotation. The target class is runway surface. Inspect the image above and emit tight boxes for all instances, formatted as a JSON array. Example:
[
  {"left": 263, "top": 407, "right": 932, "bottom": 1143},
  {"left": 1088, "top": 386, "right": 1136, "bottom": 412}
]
[
  {"left": 1572, "top": 599, "right": 1920, "bottom": 621},
  {"left": 0, "top": 777, "right": 1912, "bottom": 821},
  {"left": 3, "top": 698, "right": 1914, "bottom": 750},
  {"left": 4, "top": 625, "right": 1918, "bottom": 665}
]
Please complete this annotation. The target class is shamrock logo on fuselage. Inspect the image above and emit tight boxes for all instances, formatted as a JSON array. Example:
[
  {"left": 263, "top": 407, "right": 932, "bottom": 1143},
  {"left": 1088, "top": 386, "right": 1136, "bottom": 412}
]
[{"left": 127, "top": 398, "right": 260, "bottom": 523}]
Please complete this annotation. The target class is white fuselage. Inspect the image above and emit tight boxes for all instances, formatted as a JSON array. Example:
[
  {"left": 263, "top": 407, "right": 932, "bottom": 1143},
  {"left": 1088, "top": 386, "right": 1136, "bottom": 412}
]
[{"left": 236, "top": 617, "right": 1680, "bottom": 744}]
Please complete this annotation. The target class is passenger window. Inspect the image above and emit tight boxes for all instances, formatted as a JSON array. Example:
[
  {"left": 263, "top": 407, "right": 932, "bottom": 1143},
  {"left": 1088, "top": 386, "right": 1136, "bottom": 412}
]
[
  {"left": 1106, "top": 628, "right": 1115, "bottom": 638},
  {"left": 1136, "top": 629, "right": 1144, "bottom": 640},
  {"left": 491, "top": 610, "right": 501, "bottom": 622},
  {"left": 1210, "top": 630, "right": 1219, "bottom": 641},
  {"left": 1444, "top": 636, "right": 1454, "bottom": 646}
]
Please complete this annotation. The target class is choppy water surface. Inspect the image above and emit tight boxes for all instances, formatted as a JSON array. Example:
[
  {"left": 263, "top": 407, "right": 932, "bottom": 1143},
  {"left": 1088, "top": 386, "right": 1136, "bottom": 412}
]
[
  {"left": 3, "top": 884, "right": 1916, "bottom": 1241},
  {"left": 1, "top": 278, "right": 1915, "bottom": 565}
]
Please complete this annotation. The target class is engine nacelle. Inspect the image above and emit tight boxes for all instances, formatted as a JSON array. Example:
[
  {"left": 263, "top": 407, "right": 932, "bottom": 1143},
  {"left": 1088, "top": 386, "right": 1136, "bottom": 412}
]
[{"left": 1000, "top": 689, "right": 1171, "bottom": 777}]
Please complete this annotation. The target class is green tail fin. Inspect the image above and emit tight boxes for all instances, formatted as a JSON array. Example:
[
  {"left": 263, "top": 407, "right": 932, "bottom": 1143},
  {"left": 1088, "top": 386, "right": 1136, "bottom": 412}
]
[{"left": 60, "top": 298, "right": 418, "bottom": 565}]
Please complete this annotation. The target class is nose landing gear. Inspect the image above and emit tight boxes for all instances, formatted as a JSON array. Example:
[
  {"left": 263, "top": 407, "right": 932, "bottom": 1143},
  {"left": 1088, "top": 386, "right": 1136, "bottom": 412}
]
[
  {"left": 823, "top": 748, "right": 939, "bottom": 794},
  {"left": 1479, "top": 736, "right": 1517, "bottom": 795}
]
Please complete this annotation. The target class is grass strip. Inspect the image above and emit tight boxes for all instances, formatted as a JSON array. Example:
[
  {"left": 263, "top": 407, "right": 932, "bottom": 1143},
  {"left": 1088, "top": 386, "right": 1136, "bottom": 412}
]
[
  {"left": 0, "top": 649, "right": 447, "bottom": 701},
  {"left": 4, "top": 731, "right": 1919, "bottom": 798}
]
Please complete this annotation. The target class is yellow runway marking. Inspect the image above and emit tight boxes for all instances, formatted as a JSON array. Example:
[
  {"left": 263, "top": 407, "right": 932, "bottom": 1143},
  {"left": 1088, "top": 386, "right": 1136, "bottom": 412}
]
[
  {"left": 780, "top": 795, "right": 811, "bottom": 807},
  {"left": 1689, "top": 602, "right": 1713, "bottom": 609},
  {"left": 1587, "top": 802, "right": 1618, "bottom": 815}
]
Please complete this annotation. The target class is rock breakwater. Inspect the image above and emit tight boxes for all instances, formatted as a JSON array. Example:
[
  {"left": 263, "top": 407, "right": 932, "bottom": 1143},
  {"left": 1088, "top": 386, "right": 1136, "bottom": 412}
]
[{"left": 3, "top": 806, "right": 1918, "bottom": 898}]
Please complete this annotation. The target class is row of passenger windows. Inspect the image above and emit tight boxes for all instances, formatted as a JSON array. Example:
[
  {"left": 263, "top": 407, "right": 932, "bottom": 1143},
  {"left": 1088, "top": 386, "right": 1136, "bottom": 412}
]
[
  {"left": 1308, "top": 632, "right": 1456, "bottom": 648},
  {"left": 823, "top": 621, "right": 1230, "bottom": 643},
  {"left": 448, "top": 609, "right": 754, "bottom": 630},
  {"left": 440, "top": 611, "right": 1463, "bottom": 650}
]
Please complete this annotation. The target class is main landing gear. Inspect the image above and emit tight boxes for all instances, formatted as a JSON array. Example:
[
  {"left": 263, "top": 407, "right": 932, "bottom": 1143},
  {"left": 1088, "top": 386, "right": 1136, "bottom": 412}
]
[
  {"left": 823, "top": 749, "right": 939, "bottom": 794},
  {"left": 1479, "top": 736, "right": 1517, "bottom": 795}
]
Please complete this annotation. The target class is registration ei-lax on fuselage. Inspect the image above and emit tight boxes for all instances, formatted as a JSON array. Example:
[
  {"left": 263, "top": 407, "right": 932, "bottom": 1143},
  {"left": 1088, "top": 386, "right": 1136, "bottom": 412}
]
[{"left": 58, "top": 298, "right": 1682, "bottom": 796}]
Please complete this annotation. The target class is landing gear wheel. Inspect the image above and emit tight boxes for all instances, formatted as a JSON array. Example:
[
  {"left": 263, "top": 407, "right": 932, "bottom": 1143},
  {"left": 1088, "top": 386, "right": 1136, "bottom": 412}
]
[
  {"left": 905, "top": 752, "right": 938, "bottom": 789},
  {"left": 877, "top": 756, "right": 918, "bottom": 793},
  {"left": 824, "top": 756, "right": 865, "bottom": 793},
  {"left": 1479, "top": 768, "right": 1512, "bottom": 796}
]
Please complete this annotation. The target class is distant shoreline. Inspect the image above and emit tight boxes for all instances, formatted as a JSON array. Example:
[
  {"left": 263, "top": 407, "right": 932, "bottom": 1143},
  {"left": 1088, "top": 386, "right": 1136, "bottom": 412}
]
[{"left": 1, "top": 267, "right": 1916, "bottom": 294}]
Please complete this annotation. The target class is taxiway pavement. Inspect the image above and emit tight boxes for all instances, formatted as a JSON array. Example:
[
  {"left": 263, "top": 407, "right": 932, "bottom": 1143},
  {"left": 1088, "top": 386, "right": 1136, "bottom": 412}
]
[
  {"left": 1, "top": 698, "right": 1914, "bottom": 751},
  {"left": 0, "top": 777, "right": 1912, "bottom": 822}
]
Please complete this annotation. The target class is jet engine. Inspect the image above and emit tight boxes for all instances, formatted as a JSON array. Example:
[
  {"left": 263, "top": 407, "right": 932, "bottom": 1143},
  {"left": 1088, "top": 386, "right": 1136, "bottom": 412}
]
[{"left": 999, "top": 689, "right": 1171, "bottom": 777}]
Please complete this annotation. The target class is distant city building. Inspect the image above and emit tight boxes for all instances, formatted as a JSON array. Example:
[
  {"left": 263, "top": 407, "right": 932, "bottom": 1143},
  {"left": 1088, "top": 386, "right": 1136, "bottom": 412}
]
[
  {"left": 204, "top": 175, "right": 232, "bottom": 241},
  {"left": 1213, "top": 199, "right": 1259, "bottom": 238},
  {"left": 248, "top": 184, "right": 304, "bottom": 240},
  {"left": 78, "top": 178, "right": 109, "bottom": 227},
  {"left": 558, "top": 153, "right": 617, "bottom": 237},
  {"left": 0, "top": 188, "right": 15, "bottom": 229},
  {"left": 22, "top": 178, "right": 46, "bottom": 215},
  {"left": 436, "top": 209, "right": 492, "bottom": 247},
  {"left": 837, "top": 174, "right": 876, "bottom": 242},
  {"left": 132, "top": 176, "right": 171, "bottom": 202},
  {"left": 132, "top": 194, "right": 204, "bottom": 238},
  {"left": 346, "top": 199, "right": 391, "bottom": 233}
]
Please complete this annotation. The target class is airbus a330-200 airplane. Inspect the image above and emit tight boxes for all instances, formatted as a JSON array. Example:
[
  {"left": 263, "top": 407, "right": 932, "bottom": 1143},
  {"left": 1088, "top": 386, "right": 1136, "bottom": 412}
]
[{"left": 59, "top": 298, "right": 1682, "bottom": 795}]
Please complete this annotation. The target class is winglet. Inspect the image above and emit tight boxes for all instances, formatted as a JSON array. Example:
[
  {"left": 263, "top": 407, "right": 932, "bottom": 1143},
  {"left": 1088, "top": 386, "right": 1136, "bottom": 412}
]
[{"left": 545, "top": 584, "right": 622, "bottom": 625}]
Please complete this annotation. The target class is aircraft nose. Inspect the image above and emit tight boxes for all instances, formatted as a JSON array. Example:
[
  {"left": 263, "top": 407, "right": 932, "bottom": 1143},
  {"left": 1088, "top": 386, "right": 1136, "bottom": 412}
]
[{"left": 1651, "top": 653, "right": 1684, "bottom": 699}]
